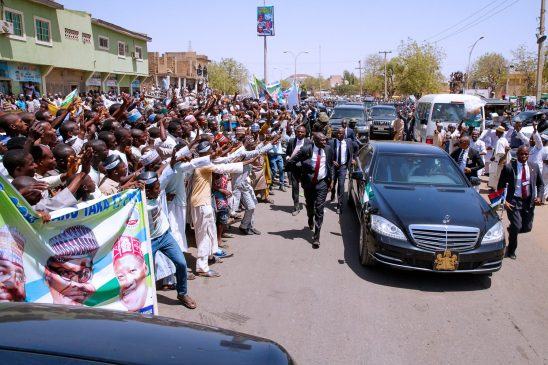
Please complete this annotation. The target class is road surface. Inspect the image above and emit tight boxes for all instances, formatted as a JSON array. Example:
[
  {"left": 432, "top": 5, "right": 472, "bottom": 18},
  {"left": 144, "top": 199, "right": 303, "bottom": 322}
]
[{"left": 158, "top": 180, "right": 548, "bottom": 365}]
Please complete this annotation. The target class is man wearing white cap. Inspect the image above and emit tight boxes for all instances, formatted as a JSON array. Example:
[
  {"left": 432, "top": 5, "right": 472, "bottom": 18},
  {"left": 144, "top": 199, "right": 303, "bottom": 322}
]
[
  {"left": 488, "top": 126, "right": 510, "bottom": 189},
  {"left": 190, "top": 141, "right": 252, "bottom": 277}
]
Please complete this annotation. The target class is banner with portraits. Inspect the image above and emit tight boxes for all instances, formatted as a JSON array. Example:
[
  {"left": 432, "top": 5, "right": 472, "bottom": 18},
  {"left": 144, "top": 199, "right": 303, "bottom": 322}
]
[
  {"left": 257, "top": 6, "right": 274, "bottom": 36},
  {"left": 0, "top": 175, "right": 157, "bottom": 314}
]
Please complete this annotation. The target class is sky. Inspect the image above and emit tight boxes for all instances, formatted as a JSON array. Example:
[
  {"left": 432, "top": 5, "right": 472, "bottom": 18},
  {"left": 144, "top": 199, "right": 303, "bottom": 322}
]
[{"left": 61, "top": 0, "right": 539, "bottom": 82}]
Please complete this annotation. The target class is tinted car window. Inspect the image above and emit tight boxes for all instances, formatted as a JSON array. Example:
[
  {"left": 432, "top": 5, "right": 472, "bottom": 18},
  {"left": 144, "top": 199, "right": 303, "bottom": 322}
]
[
  {"left": 431, "top": 103, "right": 465, "bottom": 123},
  {"left": 370, "top": 107, "right": 396, "bottom": 118},
  {"left": 373, "top": 153, "right": 467, "bottom": 187},
  {"left": 331, "top": 108, "right": 364, "bottom": 119}
]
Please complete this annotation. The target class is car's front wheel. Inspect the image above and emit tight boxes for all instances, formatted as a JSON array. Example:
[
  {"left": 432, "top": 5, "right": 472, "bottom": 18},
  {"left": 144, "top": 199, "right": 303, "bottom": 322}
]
[{"left": 359, "top": 221, "right": 375, "bottom": 266}]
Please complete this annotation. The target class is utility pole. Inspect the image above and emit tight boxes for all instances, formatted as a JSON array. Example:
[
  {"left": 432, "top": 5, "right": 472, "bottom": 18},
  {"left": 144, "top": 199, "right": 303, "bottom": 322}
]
[
  {"left": 355, "top": 60, "right": 364, "bottom": 96},
  {"left": 318, "top": 44, "right": 322, "bottom": 93},
  {"left": 263, "top": 0, "right": 268, "bottom": 84},
  {"left": 536, "top": 0, "right": 546, "bottom": 101},
  {"left": 379, "top": 50, "right": 392, "bottom": 100}
]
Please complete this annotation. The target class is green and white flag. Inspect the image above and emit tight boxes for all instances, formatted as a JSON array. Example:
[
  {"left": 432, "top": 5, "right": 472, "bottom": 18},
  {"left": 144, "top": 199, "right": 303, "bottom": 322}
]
[
  {"left": 60, "top": 89, "right": 78, "bottom": 108},
  {"left": 361, "top": 182, "right": 374, "bottom": 205},
  {"left": 0, "top": 174, "right": 157, "bottom": 314}
]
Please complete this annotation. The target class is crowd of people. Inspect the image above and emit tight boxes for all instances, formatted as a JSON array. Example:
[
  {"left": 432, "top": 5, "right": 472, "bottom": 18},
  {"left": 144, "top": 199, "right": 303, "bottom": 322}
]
[
  {"left": 0, "top": 87, "right": 360, "bottom": 310},
  {"left": 1, "top": 86, "right": 547, "bottom": 309}
]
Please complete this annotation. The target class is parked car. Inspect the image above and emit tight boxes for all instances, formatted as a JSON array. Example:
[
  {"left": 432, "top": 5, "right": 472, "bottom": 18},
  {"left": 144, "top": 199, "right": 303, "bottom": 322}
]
[
  {"left": 0, "top": 303, "right": 295, "bottom": 365},
  {"left": 368, "top": 105, "right": 398, "bottom": 139},
  {"left": 329, "top": 104, "right": 368, "bottom": 139},
  {"left": 348, "top": 141, "right": 505, "bottom": 273}
]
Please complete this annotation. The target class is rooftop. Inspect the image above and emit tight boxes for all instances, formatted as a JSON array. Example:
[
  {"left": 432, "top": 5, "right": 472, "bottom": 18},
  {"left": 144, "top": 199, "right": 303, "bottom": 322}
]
[{"left": 91, "top": 18, "right": 151, "bottom": 42}]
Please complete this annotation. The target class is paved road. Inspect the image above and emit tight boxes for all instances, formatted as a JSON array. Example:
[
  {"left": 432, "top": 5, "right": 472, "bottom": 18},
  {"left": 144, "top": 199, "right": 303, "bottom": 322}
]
[{"left": 159, "top": 181, "right": 548, "bottom": 365}]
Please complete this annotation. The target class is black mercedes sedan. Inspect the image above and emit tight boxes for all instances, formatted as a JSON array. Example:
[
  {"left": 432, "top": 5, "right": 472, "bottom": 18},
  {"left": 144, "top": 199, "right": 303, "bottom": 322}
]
[
  {"left": 348, "top": 142, "right": 505, "bottom": 273},
  {"left": 0, "top": 303, "right": 295, "bottom": 365}
]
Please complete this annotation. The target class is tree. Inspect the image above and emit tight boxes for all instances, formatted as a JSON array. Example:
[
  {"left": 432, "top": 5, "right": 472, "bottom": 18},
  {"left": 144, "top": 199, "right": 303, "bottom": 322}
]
[
  {"left": 511, "top": 44, "right": 536, "bottom": 95},
  {"left": 470, "top": 53, "right": 508, "bottom": 96},
  {"left": 362, "top": 55, "right": 384, "bottom": 96},
  {"left": 207, "top": 58, "right": 249, "bottom": 94},
  {"left": 342, "top": 70, "right": 358, "bottom": 85},
  {"left": 394, "top": 39, "right": 445, "bottom": 97}
]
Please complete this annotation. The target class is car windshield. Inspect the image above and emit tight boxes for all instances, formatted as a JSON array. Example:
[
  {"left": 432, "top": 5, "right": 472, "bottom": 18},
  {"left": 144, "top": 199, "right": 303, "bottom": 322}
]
[
  {"left": 513, "top": 112, "right": 536, "bottom": 123},
  {"left": 331, "top": 108, "right": 363, "bottom": 119},
  {"left": 373, "top": 153, "right": 468, "bottom": 187},
  {"left": 371, "top": 107, "right": 396, "bottom": 118},
  {"left": 431, "top": 103, "right": 466, "bottom": 123}
]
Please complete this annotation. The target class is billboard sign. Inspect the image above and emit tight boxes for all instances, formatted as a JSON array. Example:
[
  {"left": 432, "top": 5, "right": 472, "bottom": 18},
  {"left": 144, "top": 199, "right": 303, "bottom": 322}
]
[{"left": 257, "top": 6, "right": 274, "bottom": 36}]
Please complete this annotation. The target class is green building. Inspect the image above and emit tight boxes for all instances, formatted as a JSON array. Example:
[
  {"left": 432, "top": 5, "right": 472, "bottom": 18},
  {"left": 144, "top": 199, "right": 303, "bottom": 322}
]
[{"left": 0, "top": 0, "right": 151, "bottom": 96}]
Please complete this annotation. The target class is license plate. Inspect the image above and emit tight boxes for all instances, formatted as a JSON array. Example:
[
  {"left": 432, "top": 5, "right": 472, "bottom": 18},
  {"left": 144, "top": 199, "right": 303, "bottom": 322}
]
[{"left": 433, "top": 250, "right": 459, "bottom": 271}]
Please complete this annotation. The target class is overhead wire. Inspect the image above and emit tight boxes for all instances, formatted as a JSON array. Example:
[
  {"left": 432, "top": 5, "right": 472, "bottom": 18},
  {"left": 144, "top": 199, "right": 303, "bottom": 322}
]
[
  {"left": 431, "top": 0, "right": 521, "bottom": 43},
  {"left": 424, "top": 0, "right": 502, "bottom": 41}
]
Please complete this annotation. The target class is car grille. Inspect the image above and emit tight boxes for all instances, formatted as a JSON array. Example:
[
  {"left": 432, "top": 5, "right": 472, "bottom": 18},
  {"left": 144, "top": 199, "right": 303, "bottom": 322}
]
[
  {"left": 409, "top": 224, "right": 479, "bottom": 252},
  {"left": 372, "top": 120, "right": 392, "bottom": 126}
]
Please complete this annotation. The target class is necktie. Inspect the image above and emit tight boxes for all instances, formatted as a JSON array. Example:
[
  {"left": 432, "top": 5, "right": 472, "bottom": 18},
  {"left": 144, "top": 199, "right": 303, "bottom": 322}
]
[
  {"left": 521, "top": 163, "right": 528, "bottom": 199},
  {"left": 312, "top": 148, "right": 322, "bottom": 184},
  {"left": 457, "top": 149, "right": 465, "bottom": 168},
  {"left": 337, "top": 140, "right": 342, "bottom": 165}
]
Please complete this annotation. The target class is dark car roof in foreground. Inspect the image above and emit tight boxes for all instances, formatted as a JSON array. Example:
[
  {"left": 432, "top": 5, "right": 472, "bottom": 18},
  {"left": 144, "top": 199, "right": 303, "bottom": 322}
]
[
  {"left": 0, "top": 303, "right": 294, "bottom": 365},
  {"left": 369, "top": 141, "right": 447, "bottom": 155}
]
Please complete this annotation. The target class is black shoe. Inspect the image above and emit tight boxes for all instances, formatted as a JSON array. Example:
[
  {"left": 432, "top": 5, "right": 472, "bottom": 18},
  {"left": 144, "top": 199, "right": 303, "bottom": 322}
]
[
  {"left": 292, "top": 205, "right": 301, "bottom": 216},
  {"left": 505, "top": 252, "right": 517, "bottom": 259},
  {"left": 249, "top": 227, "right": 261, "bottom": 235},
  {"left": 312, "top": 237, "right": 320, "bottom": 248},
  {"left": 334, "top": 206, "right": 340, "bottom": 214},
  {"left": 239, "top": 227, "right": 253, "bottom": 235}
]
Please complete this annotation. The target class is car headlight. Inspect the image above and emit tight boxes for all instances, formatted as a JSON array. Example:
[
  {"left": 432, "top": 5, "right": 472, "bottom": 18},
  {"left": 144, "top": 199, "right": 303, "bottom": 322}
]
[
  {"left": 371, "top": 215, "right": 406, "bottom": 240},
  {"left": 481, "top": 221, "right": 504, "bottom": 244}
]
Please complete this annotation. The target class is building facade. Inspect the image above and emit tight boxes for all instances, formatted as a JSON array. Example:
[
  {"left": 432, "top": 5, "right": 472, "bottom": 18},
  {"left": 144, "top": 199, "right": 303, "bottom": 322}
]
[
  {"left": 0, "top": 0, "right": 150, "bottom": 96},
  {"left": 146, "top": 51, "right": 210, "bottom": 92}
]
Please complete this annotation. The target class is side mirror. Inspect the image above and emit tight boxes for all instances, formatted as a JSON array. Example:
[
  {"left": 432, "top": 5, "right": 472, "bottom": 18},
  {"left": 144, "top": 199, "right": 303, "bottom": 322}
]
[
  {"left": 469, "top": 177, "right": 481, "bottom": 186},
  {"left": 351, "top": 171, "right": 365, "bottom": 181}
]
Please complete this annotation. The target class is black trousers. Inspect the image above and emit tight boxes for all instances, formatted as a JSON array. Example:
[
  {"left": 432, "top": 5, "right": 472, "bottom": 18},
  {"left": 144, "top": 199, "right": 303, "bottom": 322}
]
[
  {"left": 303, "top": 179, "right": 328, "bottom": 239},
  {"left": 331, "top": 165, "right": 348, "bottom": 209},
  {"left": 507, "top": 197, "right": 535, "bottom": 255},
  {"left": 288, "top": 171, "right": 300, "bottom": 207}
]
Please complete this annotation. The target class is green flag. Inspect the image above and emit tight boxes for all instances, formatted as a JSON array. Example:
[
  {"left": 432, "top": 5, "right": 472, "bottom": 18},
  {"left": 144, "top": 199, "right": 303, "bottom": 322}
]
[
  {"left": 60, "top": 89, "right": 78, "bottom": 108},
  {"left": 361, "top": 182, "right": 374, "bottom": 205}
]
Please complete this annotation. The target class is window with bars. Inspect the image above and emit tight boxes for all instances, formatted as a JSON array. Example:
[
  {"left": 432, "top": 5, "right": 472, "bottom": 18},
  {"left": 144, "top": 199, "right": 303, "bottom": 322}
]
[
  {"left": 4, "top": 9, "right": 24, "bottom": 38},
  {"left": 34, "top": 17, "right": 51, "bottom": 45},
  {"left": 82, "top": 33, "right": 91, "bottom": 44},
  {"left": 135, "top": 46, "right": 143, "bottom": 60},
  {"left": 118, "top": 41, "right": 126, "bottom": 57},
  {"left": 64, "top": 28, "right": 79, "bottom": 41},
  {"left": 98, "top": 36, "right": 109, "bottom": 50}
]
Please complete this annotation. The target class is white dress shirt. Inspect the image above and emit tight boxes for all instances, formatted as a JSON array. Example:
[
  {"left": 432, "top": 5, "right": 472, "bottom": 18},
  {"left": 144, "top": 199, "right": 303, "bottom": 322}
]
[
  {"left": 335, "top": 139, "right": 347, "bottom": 165},
  {"left": 291, "top": 138, "right": 305, "bottom": 158},
  {"left": 311, "top": 146, "right": 327, "bottom": 181},
  {"left": 457, "top": 148, "right": 469, "bottom": 172},
  {"left": 515, "top": 162, "right": 530, "bottom": 199}
]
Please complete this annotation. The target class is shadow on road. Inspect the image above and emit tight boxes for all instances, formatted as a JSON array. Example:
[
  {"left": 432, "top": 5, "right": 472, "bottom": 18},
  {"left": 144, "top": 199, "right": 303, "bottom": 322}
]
[
  {"left": 268, "top": 226, "right": 313, "bottom": 242},
  {"left": 269, "top": 204, "right": 295, "bottom": 214},
  {"left": 338, "top": 196, "right": 492, "bottom": 292},
  {"left": 156, "top": 293, "right": 180, "bottom": 306}
]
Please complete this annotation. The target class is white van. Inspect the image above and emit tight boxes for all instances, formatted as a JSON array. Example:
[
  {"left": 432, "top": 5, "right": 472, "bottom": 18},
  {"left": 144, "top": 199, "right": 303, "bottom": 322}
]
[{"left": 413, "top": 94, "right": 485, "bottom": 144}]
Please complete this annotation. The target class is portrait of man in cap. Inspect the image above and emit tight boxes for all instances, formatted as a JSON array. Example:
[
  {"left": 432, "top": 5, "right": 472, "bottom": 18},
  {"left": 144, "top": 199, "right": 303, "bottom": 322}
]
[
  {"left": 45, "top": 225, "right": 99, "bottom": 306},
  {"left": 0, "top": 225, "right": 26, "bottom": 302},
  {"left": 112, "top": 236, "right": 149, "bottom": 312}
]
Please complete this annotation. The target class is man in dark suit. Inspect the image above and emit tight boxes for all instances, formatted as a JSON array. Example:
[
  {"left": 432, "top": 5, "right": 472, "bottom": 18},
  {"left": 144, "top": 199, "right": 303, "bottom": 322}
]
[
  {"left": 341, "top": 119, "right": 356, "bottom": 141},
  {"left": 285, "top": 125, "right": 310, "bottom": 216},
  {"left": 450, "top": 136, "right": 485, "bottom": 183},
  {"left": 329, "top": 127, "right": 355, "bottom": 213},
  {"left": 497, "top": 145, "right": 544, "bottom": 259},
  {"left": 287, "top": 132, "right": 333, "bottom": 248}
]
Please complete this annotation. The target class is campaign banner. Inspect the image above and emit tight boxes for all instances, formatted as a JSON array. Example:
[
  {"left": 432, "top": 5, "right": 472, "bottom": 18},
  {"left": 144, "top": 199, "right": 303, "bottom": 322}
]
[
  {"left": 257, "top": 6, "right": 274, "bottom": 36},
  {"left": 0, "top": 175, "right": 157, "bottom": 314}
]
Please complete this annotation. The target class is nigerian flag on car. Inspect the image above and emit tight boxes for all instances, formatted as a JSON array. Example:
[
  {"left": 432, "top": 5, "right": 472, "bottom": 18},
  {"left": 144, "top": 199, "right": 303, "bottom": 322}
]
[{"left": 361, "top": 182, "right": 374, "bottom": 205}]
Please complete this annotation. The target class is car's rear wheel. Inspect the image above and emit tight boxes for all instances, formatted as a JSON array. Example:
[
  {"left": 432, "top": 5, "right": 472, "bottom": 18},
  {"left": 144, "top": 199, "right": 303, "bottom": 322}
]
[{"left": 359, "top": 221, "right": 375, "bottom": 266}]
